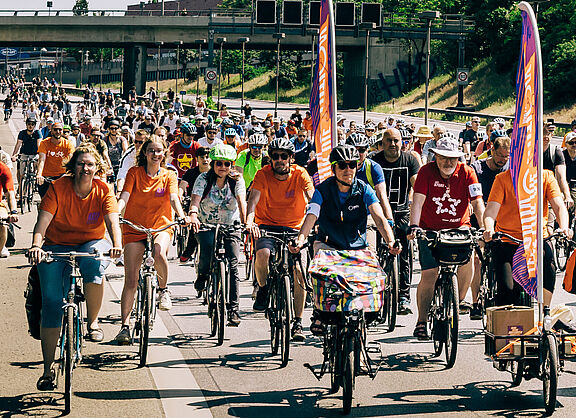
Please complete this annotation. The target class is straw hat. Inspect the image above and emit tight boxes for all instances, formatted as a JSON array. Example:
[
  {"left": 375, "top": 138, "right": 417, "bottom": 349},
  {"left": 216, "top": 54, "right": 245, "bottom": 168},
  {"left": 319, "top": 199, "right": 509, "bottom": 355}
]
[{"left": 414, "top": 125, "right": 434, "bottom": 138}]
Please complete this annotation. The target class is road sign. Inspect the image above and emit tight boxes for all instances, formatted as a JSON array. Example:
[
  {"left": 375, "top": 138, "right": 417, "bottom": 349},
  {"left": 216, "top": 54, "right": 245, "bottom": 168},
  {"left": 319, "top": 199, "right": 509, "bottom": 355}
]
[
  {"left": 0, "top": 48, "right": 17, "bottom": 57},
  {"left": 457, "top": 68, "right": 470, "bottom": 86},
  {"left": 180, "top": 90, "right": 186, "bottom": 96},
  {"left": 205, "top": 68, "right": 218, "bottom": 85}
]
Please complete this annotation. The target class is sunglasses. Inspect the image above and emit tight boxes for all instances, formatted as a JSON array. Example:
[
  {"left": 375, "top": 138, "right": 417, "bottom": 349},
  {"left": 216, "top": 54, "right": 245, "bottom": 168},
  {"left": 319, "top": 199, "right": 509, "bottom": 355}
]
[
  {"left": 109, "top": 126, "right": 118, "bottom": 130},
  {"left": 366, "top": 129, "right": 375, "bottom": 132},
  {"left": 207, "top": 131, "right": 217, "bottom": 135},
  {"left": 356, "top": 147, "right": 368, "bottom": 153},
  {"left": 134, "top": 140, "right": 144, "bottom": 144},
  {"left": 271, "top": 153, "right": 290, "bottom": 161},
  {"left": 334, "top": 161, "right": 357, "bottom": 170},
  {"left": 52, "top": 128, "right": 63, "bottom": 132},
  {"left": 250, "top": 145, "right": 263, "bottom": 149},
  {"left": 298, "top": 135, "right": 306, "bottom": 138},
  {"left": 568, "top": 142, "right": 576, "bottom": 146},
  {"left": 215, "top": 161, "right": 232, "bottom": 167}
]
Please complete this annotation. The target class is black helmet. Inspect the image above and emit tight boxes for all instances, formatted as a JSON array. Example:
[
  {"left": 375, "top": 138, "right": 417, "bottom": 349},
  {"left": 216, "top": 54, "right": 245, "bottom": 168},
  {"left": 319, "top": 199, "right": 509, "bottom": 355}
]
[
  {"left": 205, "top": 123, "right": 217, "bottom": 132},
  {"left": 25, "top": 117, "right": 37, "bottom": 124},
  {"left": 330, "top": 144, "right": 359, "bottom": 164},
  {"left": 269, "top": 138, "right": 295, "bottom": 154},
  {"left": 108, "top": 119, "right": 121, "bottom": 127},
  {"left": 346, "top": 133, "right": 370, "bottom": 147},
  {"left": 490, "top": 129, "right": 508, "bottom": 142}
]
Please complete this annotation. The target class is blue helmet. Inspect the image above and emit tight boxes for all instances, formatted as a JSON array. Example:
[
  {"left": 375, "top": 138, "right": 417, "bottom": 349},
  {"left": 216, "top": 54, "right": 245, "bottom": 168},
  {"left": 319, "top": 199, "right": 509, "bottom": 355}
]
[
  {"left": 180, "top": 123, "right": 197, "bottom": 135},
  {"left": 490, "top": 129, "right": 508, "bottom": 142},
  {"left": 225, "top": 128, "right": 237, "bottom": 136}
]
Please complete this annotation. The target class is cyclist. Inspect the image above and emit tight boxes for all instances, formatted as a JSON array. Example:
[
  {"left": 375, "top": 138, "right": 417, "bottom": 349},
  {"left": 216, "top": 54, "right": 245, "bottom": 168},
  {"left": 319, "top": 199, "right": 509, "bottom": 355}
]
[
  {"left": 246, "top": 138, "right": 314, "bottom": 341},
  {"left": 198, "top": 124, "right": 223, "bottom": 149},
  {"left": 115, "top": 136, "right": 190, "bottom": 344},
  {"left": 484, "top": 167, "right": 570, "bottom": 306},
  {"left": 408, "top": 133, "right": 485, "bottom": 340},
  {"left": 462, "top": 116, "right": 482, "bottom": 161},
  {"left": 223, "top": 127, "right": 242, "bottom": 150},
  {"left": 3, "top": 93, "right": 13, "bottom": 120},
  {"left": 0, "top": 160, "right": 18, "bottom": 257},
  {"left": 543, "top": 121, "right": 573, "bottom": 208},
  {"left": 11, "top": 117, "right": 41, "bottom": 195},
  {"left": 168, "top": 122, "right": 201, "bottom": 179},
  {"left": 292, "top": 128, "right": 315, "bottom": 168},
  {"left": 235, "top": 133, "right": 268, "bottom": 190},
  {"left": 103, "top": 119, "right": 128, "bottom": 181},
  {"left": 36, "top": 122, "right": 75, "bottom": 198},
  {"left": 116, "top": 129, "right": 149, "bottom": 196},
  {"left": 372, "top": 128, "right": 421, "bottom": 314},
  {"left": 563, "top": 132, "right": 576, "bottom": 209},
  {"left": 469, "top": 131, "right": 510, "bottom": 319},
  {"left": 189, "top": 144, "right": 247, "bottom": 325},
  {"left": 413, "top": 125, "right": 434, "bottom": 156},
  {"left": 27, "top": 145, "right": 122, "bottom": 390}
]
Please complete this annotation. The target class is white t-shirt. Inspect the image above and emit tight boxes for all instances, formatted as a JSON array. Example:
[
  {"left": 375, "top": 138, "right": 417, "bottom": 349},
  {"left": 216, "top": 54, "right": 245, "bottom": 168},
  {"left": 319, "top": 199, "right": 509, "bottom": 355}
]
[{"left": 197, "top": 136, "right": 223, "bottom": 149}]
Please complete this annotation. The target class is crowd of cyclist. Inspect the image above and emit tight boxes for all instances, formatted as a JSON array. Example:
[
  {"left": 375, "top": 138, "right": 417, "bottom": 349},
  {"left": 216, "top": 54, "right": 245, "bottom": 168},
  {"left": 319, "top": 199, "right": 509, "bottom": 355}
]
[{"left": 1, "top": 77, "right": 575, "bottom": 391}]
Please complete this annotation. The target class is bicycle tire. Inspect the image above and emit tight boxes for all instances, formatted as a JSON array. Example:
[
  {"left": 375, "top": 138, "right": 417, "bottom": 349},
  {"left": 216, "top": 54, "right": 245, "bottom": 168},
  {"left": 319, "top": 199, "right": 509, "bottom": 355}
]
[
  {"left": 19, "top": 180, "right": 25, "bottom": 214},
  {"left": 209, "top": 273, "right": 218, "bottom": 338},
  {"left": 431, "top": 281, "right": 444, "bottom": 358},
  {"left": 543, "top": 333, "right": 559, "bottom": 415},
  {"left": 138, "top": 273, "right": 152, "bottom": 367},
  {"left": 270, "top": 277, "right": 280, "bottom": 355},
  {"left": 511, "top": 359, "right": 523, "bottom": 387},
  {"left": 555, "top": 239, "right": 568, "bottom": 272},
  {"left": 64, "top": 305, "right": 75, "bottom": 414},
  {"left": 279, "top": 274, "right": 292, "bottom": 368},
  {"left": 216, "top": 261, "right": 226, "bottom": 346},
  {"left": 342, "top": 333, "right": 355, "bottom": 414},
  {"left": 444, "top": 273, "right": 459, "bottom": 369},
  {"left": 24, "top": 177, "right": 32, "bottom": 213},
  {"left": 386, "top": 256, "right": 399, "bottom": 333},
  {"left": 328, "top": 325, "right": 341, "bottom": 394}
]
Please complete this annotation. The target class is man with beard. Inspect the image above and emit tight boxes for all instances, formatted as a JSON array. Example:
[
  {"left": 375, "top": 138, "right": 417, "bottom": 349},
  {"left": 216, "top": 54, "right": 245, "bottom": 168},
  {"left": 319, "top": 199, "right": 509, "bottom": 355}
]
[
  {"left": 168, "top": 123, "right": 201, "bottom": 179},
  {"left": 372, "top": 128, "right": 421, "bottom": 314},
  {"left": 408, "top": 133, "right": 485, "bottom": 340},
  {"left": 246, "top": 138, "right": 314, "bottom": 342},
  {"left": 36, "top": 122, "right": 75, "bottom": 198}
]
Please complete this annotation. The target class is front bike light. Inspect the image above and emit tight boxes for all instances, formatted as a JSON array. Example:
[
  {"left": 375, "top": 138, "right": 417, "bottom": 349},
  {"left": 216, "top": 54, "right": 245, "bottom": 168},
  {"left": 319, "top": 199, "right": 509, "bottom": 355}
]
[{"left": 144, "top": 256, "right": 155, "bottom": 267}]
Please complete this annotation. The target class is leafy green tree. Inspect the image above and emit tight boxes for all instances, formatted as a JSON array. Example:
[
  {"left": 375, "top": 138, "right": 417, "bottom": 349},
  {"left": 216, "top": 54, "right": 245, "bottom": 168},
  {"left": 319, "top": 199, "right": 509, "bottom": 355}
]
[{"left": 72, "top": 0, "right": 89, "bottom": 16}]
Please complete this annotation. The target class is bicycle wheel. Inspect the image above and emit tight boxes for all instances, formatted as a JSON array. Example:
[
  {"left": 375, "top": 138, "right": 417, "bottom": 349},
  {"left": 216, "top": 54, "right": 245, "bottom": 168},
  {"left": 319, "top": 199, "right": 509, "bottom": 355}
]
[
  {"left": 64, "top": 305, "right": 75, "bottom": 414},
  {"left": 279, "top": 274, "right": 292, "bottom": 368},
  {"left": 342, "top": 333, "right": 355, "bottom": 414},
  {"left": 555, "top": 238, "right": 568, "bottom": 272},
  {"left": 542, "top": 334, "right": 559, "bottom": 415},
  {"left": 138, "top": 273, "right": 152, "bottom": 367},
  {"left": 176, "top": 227, "right": 188, "bottom": 258},
  {"left": 25, "top": 177, "right": 34, "bottom": 213},
  {"left": 328, "top": 325, "right": 341, "bottom": 394},
  {"left": 269, "top": 277, "right": 280, "bottom": 355},
  {"left": 385, "top": 256, "right": 399, "bottom": 333},
  {"left": 216, "top": 261, "right": 226, "bottom": 346},
  {"left": 511, "top": 359, "right": 523, "bottom": 386},
  {"left": 19, "top": 179, "right": 26, "bottom": 214},
  {"left": 431, "top": 281, "right": 444, "bottom": 358},
  {"left": 444, "top": 273, "right": 459, "bottom": 369},
  {"left": 209, "top": 273, "right": 218, "bottom": 338}
]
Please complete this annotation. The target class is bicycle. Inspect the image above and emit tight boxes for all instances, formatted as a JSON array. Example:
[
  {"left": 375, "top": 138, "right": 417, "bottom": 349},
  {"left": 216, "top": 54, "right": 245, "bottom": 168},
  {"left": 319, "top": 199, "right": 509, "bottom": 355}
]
[
  {"left": 175, "top": 196, "right": 191, "bottom": 259},
  {"left": 373, "top": 234, "right": 400, "bottom": 332},
  {"left": 39, "top": 250, "right": 111, "bottom": 414},
  {"left": 416, "top": 228, "right": 478, "bottom": 369},
  {"left": 17, "top": 155, "right": 38, "bottom": 213},
  {"left": 120, "top": 217, "right": 184, "bottom": 367},
  {"left": 198, "top": 222, "right": 241, "bottom": 345}
]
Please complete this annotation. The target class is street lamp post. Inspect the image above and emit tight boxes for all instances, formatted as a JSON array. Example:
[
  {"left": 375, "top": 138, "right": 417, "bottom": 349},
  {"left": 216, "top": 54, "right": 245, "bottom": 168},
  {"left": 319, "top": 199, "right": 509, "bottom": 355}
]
[
  {"left": 272, "top": 32, "right": 285, "bottom": 118},
  {"left": 419, "top": 10, "right": 440, "bottom": 126},
  {"left": 195, "top": 39, "right": 207, "bottom": 100},
  {"left": 40, "top": 48, "right": 47, "bottom": 79},
  {"left": 360, "top": 22, "right": 375, "bottom": 123},
  {"left": 59, "top": 48, "right": 63, "bottom": 85},
  {"left": 156, "top": 41, "right": 164, "bottom": 93},
  {"left": 307, "top": 29, "right": 319, "bottom": 93},
  {"left": 79, "top": 49, "right": 84, "bottom": 86},
  {"left": 216, "top": 37, "right": 226, "bottom": 111},
  {"left": 100, "top": 49, "right": 104, "bottom": 91},
  {"left": 175, "top": 40, "right": 183, "bottom": 97},
  {"left": 238, "top": 37, "right": 250, "bottom": 112}
]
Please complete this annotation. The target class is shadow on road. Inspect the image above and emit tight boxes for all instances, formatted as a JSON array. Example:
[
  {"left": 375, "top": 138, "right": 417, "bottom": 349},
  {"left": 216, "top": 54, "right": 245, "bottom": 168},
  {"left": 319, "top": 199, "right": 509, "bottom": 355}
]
[
  {"left": 81, "top": 351, "right": 140, "bottom": 372},
  {"left": 0, "top": 392, "right": 64, "bottom": 418}
]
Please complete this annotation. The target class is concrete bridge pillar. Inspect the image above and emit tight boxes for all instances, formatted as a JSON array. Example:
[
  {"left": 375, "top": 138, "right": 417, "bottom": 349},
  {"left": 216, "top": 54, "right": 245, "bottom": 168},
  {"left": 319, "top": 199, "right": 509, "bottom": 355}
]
[
  {"left": 342, "top": 49, "right": 365, "bottom": 109},
  {"left": 123, "top": 45, "right": 147, "bottom": 100}
]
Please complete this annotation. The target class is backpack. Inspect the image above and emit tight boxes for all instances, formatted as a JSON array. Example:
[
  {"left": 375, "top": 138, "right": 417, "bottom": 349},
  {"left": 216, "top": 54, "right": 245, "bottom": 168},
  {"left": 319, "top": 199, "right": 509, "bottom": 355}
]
[
  {"left": 364, "top": 159, "right": 374, "bottom": 188},
  {"left": 24, "top": 266, "right": 42, "bottom": 340}
]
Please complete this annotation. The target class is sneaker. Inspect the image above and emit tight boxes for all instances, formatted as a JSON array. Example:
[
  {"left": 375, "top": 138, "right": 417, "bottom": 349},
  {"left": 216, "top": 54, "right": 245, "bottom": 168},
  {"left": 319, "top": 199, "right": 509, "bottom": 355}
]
[
  {"left": 292, "top": 321, "right": 305, "bottom": 342},
  {"left": 0, "top": 247, "right": 9, "bottom": 258},
  {"left": 470, "top": 304, "right": 483, "bottom": 320},
  {"left": 115, "top": 254, "right": 124, "bottom": 266},
  {"left": 227, "top": 310, "right": 241, "bottom": 326},
  {"left": 398, "top": 299, "right": 412, "bottom": 315},
  {"left": 459, "top": 300, "right": 472, "bottom": 314},
  {"left": 158, "top": 288, "right": 173, "bottom": 311},
  {"left": 253, "top": 285, "right": 269, "bottom": 312},
  {"left": 115, "top": 326, "right": 131, "bottom": 345},
  {"left": 194, "top": 275, "right": 207, "bottom": 295},
  {"left": 179, "top": 255, "right": 190, "bottom": 263}
]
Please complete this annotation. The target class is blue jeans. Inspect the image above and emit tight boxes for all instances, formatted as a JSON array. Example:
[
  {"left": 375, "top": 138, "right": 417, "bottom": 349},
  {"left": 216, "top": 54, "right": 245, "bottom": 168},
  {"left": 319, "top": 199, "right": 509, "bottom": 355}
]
[{"left": 37, "top": 239, "right": 111, "bottom": 328}]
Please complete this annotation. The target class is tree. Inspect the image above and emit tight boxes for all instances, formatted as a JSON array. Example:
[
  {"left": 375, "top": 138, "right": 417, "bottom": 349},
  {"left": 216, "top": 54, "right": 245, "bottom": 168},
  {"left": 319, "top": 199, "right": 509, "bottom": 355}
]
[{"left": 72, "top": 0, "right": 89, "bottom": 16}]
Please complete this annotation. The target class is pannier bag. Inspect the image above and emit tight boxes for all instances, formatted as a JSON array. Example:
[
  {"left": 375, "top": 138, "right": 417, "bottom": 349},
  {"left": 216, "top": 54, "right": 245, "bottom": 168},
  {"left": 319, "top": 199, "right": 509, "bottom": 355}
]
[
  {"left": 24, "top": 266, "right": 42, "bottom": 340},
  {"left": 563, "top": 249, "right": 576, "bottom": 294},
  {"left": 309, "top": 249, "right": 386, "bottom": 313},
  {"left": 430, "top": 229, "right": 473, "bottom": 266}
]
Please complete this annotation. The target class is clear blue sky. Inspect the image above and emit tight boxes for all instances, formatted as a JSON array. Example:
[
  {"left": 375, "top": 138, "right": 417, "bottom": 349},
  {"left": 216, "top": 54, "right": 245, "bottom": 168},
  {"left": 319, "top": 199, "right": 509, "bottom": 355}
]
[{"left": 17, "top": 1, "right": 137, "bottom": 10}]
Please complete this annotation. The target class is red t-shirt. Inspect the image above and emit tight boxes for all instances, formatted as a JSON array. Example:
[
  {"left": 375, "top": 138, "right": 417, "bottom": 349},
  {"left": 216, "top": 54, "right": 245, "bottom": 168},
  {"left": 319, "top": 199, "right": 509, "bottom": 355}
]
[
  {"left": 169, "top": 139, "right": 200, "bottom": 178},
  {"left": 413, "top": 162, "right": 482, "bottom": 230},
  {"left": 0, "top": 161, "right": 15, "bottom": 201}
]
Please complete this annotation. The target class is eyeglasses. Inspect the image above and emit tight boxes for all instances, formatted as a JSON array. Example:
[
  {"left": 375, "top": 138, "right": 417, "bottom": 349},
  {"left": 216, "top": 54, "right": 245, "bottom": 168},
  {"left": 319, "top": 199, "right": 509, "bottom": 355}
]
[
  {"left": 215, "top": 161, "right": 232, "bottom": 167},
  {"left": 334, "top": 161, "right": 357, "bottom": 170},
  {"left": 356, "top": 147, "right": 368, "bottom": 153},
  {"left": 568, "top": 142, "right": 576, "bottom": 146},
  {"left": 271, "top": 153, "right": 290, "bottom": 161},
  {"left": 250, "top": 145, "right": 263, "bottom": 149},
  {"left": 134, "top": 140, "right": 144, "bottom": 144}
]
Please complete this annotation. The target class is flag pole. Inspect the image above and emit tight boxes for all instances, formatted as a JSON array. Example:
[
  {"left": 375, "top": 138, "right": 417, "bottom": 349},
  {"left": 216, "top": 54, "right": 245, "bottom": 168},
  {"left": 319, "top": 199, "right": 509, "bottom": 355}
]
[{"left": 327, "top": 0, "right": 337, "bottom": 147}]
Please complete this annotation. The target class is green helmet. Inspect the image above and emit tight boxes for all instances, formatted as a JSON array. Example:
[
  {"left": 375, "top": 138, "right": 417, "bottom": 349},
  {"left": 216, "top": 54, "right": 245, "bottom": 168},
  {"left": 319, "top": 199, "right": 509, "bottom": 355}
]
[{"left": 209, "top": 144, "right": 237, "bottom": 162}]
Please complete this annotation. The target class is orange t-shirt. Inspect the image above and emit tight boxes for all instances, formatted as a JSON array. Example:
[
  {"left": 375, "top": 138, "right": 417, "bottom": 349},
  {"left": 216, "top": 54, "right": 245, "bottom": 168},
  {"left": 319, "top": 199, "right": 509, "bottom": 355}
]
[
  {"left": 40, "top": 176, "right": 118, "bottom": 246},
  {"left": 38, "top": 137, "right": 75, "bottom": 177},
  {"left": 488, "top": 169, "right": 561, "bottom": 241},
  {"left": 122, "top": 166, "right": 178, "bottom": 243},
  {"left": 252, "top": 164, "right": 314, "bottom": 229},
  {"left": 302, "top": 118, "right": 313, "bottom": 131}
]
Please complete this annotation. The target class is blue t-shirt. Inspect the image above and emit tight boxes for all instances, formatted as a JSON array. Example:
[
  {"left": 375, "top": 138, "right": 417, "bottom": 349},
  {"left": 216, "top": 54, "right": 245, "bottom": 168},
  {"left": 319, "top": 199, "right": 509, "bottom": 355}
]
[
  {"left": 356, "top": 158, "right": 385, "bottom": 188},
  {"left": 308, "top": 182, "right": 379, "bottom": 215}
]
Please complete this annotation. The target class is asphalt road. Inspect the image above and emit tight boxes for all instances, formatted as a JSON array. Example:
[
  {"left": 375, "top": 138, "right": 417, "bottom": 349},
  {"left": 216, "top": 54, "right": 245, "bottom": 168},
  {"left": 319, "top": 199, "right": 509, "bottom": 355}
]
[{"left": 0, "top": 99, "right": 575, "bottom": 417}]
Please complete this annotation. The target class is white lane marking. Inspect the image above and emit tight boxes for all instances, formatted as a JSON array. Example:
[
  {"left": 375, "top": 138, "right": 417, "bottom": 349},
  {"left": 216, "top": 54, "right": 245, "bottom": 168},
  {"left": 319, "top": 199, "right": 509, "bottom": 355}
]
[{"left": 107, "top": 277, "right": 213, "bottom": 418}]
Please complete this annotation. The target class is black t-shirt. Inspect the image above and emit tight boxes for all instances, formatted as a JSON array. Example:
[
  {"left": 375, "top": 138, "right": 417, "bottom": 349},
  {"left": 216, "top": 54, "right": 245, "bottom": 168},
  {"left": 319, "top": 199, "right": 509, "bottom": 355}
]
[
  {"left": 372, "top": 151, "right": 420, "bottom": 211},
  {"left": 4, "top": 97, "right": 12, "bottom": 109},
  {"left": 290, "top": 112, "right": 303, "bottom": 128},
  {"left": 138, "top": 122, "right": 156, "bottom": 134},
  {"left": 18, "top": 129, "right": 41, "bottom": 155},
  {"left": 182, "top": 166, "right": 202, "bottom": 196},
  {"left": 543, "top": 145, "right": 565, "bottom": 171},
  {"left": 470, "top": 159, "right": 505, "bottom": 203},
  {"left": 563, "top": 149, "right": 576, "bottom": 189},
  {"left": 463, "top": 129, "right": 479, "bottom": 144},
  {"left": 293, "top": 139, "right": 315, "bottom": 167},
  {"left": 243, "top": 105, "right": 252, "bottom": 117}
]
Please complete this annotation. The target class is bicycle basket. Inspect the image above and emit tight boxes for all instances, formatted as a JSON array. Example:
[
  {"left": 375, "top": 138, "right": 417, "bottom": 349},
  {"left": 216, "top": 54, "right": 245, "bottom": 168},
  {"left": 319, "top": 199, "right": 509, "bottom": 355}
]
[
  {"left": 431, "top": 229, "right": 473, "bottom": 265},
  {"left": 309, "top": 249, "right": 386, "bottom": 313}
]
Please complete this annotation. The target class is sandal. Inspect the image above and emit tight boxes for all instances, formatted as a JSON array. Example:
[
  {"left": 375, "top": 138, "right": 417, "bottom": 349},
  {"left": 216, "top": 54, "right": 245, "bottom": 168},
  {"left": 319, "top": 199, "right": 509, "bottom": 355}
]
[
  {"left": 87, "top": 327, "right": 104, "bottom": 342},
  {"left": 310, "top": 318, "right": 325, "bottom": 336},
  {"left": 36, "top": 373, "right": 56, "bottom": 391},
  {"left": 413, "top": 321, "right": 429, "bottom": 341}
]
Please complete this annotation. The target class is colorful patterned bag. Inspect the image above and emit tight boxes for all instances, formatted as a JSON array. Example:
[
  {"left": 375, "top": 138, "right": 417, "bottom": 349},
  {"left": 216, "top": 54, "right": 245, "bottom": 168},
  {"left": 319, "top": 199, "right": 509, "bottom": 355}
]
[{"left": 309, "top": 249, "right": 386, "bottom": 313}]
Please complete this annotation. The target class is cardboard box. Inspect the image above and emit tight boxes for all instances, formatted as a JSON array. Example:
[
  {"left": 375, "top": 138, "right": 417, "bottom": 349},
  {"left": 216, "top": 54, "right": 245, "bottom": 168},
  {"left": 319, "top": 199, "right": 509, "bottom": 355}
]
[{"left": 486, "top": 305, "right": 535, "bottom": 352}]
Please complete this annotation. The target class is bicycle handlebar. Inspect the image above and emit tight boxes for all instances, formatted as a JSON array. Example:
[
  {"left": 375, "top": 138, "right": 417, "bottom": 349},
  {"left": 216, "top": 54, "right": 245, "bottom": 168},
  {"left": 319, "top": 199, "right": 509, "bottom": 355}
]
[
  {"left": 120, "top": 217, "right": 185, "bottom": 234},
  {"left": 0, "top": 218, "right": 21, "bottom": 229},
  {"left": 40, "top": 249, "right": 114, "bottom": 263}
]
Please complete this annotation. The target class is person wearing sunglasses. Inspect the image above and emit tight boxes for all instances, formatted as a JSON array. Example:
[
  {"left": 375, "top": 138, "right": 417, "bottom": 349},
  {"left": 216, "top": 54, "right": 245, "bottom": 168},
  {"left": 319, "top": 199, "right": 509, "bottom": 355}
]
[
  {"left": 235, "top": 133, "right": 268, "bottom": 190},
  {"left": 167, "top": 122, "right": 201, "bottom": 179},
  {"left": 36, "top": 122, "right": 75, "bottom": 198},
  {"left": 116, "top": 129, "right": 150, "bottom": 198},
  {"left": 563, "top": 132, "right": 576, "bottom": 209},
  {"left": 11, "top": 117, "right": 41, "bottom": 196},
  {"left": 189, "top": 144, "right": 246, "bottom": 326},
  {"left": 246, "top": 138, "right": 314, "bottom": 341},
  {"left": 292, "top": 128, "right": 315, "bottom": 168},
  {"left": 198, "top": 123, "right": 223, "bottom": 149},
  {"left": 104, "top": 120, "right": 129, "bottom": 182}
]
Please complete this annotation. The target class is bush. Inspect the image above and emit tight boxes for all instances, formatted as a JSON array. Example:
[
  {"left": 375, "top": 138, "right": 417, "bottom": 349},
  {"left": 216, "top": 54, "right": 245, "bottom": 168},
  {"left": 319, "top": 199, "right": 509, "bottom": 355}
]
[
  {"left": 547, "top": 39, "right": 576, "bottom": 103},
  {"left": 205, "top": 96, "right": 215, "bottom": 110}
]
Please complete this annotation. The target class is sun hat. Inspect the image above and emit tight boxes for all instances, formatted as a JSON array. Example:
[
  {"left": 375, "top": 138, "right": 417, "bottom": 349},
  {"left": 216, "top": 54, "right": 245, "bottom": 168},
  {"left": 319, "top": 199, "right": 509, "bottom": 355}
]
[
  {"left": 414, "top": 125, "right": 434, "bottom": 138},
  {"left": 431, "top": 133, "right": 464, "bottom": 158}
]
